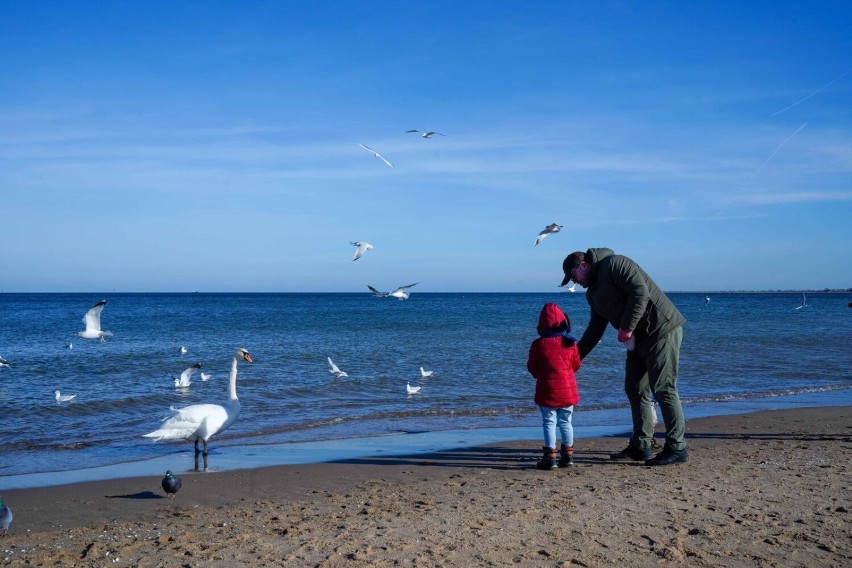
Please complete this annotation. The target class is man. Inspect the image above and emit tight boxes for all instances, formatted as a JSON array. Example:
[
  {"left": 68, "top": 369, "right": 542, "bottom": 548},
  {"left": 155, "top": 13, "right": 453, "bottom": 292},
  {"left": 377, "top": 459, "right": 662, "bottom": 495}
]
[{"left": 561, "top": 248, "right": 688, "bottom": 465}]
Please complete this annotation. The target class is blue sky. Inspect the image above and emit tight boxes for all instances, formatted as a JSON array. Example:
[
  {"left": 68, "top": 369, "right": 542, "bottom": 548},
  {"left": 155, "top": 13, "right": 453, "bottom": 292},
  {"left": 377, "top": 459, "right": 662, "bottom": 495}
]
[{"left": 1, "top": 1, "right": 850, "bottom": 292}]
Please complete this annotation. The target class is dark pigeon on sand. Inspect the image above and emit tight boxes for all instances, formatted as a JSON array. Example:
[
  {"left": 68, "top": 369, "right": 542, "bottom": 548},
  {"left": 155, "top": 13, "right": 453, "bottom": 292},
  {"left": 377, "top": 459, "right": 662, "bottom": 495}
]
[{"left": 161, "top": 470, "right": 182, "bottom": 499}]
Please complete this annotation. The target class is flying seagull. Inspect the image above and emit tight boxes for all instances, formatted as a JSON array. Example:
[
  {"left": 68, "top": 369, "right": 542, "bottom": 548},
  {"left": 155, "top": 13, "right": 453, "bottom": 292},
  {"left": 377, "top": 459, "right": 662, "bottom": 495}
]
[
  {"left": 0, "top": 356, "right": 9, "bottom": 368},
  {"left": 358, "top": 143, "right": 394, "bottom": 168},
  {"left": 420, "top": 367, "right": 433, "bottom": 378},
  {"left": 406, "top": 383, "right": 422, "bottom": 394},
  {"left": 406, "top": 129, "right": 445, "bottom": 139},
  {"left": 172, "top": 363, "right": 202, "bottom": 388},
  {"left": 327, "top": 357, "right": 348, "bottom": 379},
  {"left": 161, "top": 470, "right": 182, "bottom": 499},
  {"left": 350, "top": 241, "right": 374, "bottom": 261},
  {"left": 795, "top": 293, "right": 807, "bottom": 310},
  {"left": 77, "top": 299, "right": 112, "bottom": 342},
  {"left": 368, "top": 282, "right": 419, "bottom": 301},
  {"left": 534, "top": 223, "right": 563, "bottom": 246}
]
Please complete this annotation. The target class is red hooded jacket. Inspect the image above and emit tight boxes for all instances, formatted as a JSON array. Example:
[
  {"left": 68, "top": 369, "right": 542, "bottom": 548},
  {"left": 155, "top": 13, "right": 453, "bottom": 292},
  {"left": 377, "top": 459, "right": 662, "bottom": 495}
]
[{"left": 527, "top": 303, "right": 581, "bottom": 408}]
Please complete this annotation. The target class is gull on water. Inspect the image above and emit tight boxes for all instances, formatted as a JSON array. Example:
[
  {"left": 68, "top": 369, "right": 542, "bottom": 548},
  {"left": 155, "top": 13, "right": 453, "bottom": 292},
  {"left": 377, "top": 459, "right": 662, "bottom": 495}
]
[
  {"left": 406, "top": 383, "right": 422, "bottom": 395},
  {"left": 172, "top": 363, "right": 202, "bottom": 388},
  {"left": 358, "top": 143, "right": 394, "bottom": 168},
  {"left": 55, "top": 390, "right": 77, "bottom": 402},
  {"left": 65, "top": 342, "right": 73, "bottom": 349},
  {"left": 200, "top": 372, "right": 212, "bottom": 381},
  {"left": 534, "top": 223, "right": 562, "bottom": 246},
  {"left": 406, "top": 129, "right": 445, "bottom": 139},
  {"left": 76, "top": 299, "right": 112, "bottom": 342},
  {"left": 350, "top": 241, "right": 374, "bottom": 261},
  {"left": 420, "top": 367, "right": 433, "bottom": 378},
  {"left": 705, "top": 296, "right": 711, "bottom": 305},
  {"left": 0, "top": 356, "right": 9, "bottom": 368},
  {"left": 179, "top": 346, "right": 188, "bottom": 355},
  {"left": 328, "top": 357, "right": 348, "bottom": 379}
]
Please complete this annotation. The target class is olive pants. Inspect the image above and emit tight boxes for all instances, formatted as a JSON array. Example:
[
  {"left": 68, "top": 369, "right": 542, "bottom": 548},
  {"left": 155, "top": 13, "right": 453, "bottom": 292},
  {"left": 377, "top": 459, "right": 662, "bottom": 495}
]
[{"left": 624, "top": 326, "right": 686, "bottom": 451}]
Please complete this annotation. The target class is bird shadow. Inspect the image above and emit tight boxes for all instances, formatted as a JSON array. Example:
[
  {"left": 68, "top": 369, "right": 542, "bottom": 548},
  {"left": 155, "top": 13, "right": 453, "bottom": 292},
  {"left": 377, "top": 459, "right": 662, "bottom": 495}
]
[{"left": 106, "top": 491, "right": 163, "bottom": 500}]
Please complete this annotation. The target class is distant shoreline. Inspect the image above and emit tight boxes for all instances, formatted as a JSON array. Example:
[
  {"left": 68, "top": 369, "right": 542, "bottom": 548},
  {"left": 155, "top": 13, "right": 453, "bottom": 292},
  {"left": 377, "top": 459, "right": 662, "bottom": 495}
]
[{"left": 1, "top": 290, "right": 850, "bottom": 295}]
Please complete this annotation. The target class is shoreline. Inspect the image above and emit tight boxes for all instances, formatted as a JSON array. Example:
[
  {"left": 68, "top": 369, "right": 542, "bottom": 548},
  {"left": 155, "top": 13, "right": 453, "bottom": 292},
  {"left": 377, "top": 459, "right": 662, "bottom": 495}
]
[{"left": 1, "top": 406, "right": 850, "bottom": 566}]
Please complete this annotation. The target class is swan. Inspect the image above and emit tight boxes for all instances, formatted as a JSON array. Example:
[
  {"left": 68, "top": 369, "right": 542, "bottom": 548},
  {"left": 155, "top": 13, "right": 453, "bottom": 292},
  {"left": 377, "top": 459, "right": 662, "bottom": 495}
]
[
  {"left": 76, "top": 299, "right": 112, "bottom": 342},
  {"left": 143, "top": 347, "right": 252, "bottom": 456}
]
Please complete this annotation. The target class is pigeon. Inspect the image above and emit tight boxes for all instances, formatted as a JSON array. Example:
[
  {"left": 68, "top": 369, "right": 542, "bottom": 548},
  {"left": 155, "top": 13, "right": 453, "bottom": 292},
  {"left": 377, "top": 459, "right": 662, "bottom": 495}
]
[
  {"left": 350, "top": 241, "right": 374, "bottom": 261},
  {"left": 161, "top": 470, "right": 182, "bottom": 499},
  {"left": 358, "top": 143, "right": 394, "bottom": 168},
  {"left": 172, "top": 363, "right": 202, "bottom": 388},
  {"left": 406, "top": 129, "right": 445, "bottom": 139},
  {"left": 406, "top": 383, "right": 422, "bottom": 395},
  {"left": 420, "top": 367, "right": 433, "bottom": 378},
  {"left": 76, "top": 299, "right": 112, "bottom": 342},
  {"left": 55, "top": 390, "right": 77, "bottom": 402},
  {"left": 200, "top": 372, "right": 212, "bottom": 381},
  {"left": 0, "top": 495, "right": 12, "bottom": 537},
  {"left": 179, "top": 346, "right": 188, "bottom": 355},
  {"left": 534, "top": 223, "right": 563, "bottom": 246},
  {"left": 328, "top": 357, "right": 348, "bottom": 379}
]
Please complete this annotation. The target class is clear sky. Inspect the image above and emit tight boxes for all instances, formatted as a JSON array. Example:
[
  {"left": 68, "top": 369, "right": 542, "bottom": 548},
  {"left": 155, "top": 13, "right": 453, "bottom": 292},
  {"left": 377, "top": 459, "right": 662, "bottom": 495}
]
[{"left": 1, "top": 1, "right": 850, "bottom": 293}]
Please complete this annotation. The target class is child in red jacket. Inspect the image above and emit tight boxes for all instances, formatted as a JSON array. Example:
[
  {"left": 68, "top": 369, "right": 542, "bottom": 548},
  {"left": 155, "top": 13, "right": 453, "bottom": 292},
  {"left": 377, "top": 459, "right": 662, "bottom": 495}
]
[{"left": 527, "top": 303, "right": 581, "bottom": 470}]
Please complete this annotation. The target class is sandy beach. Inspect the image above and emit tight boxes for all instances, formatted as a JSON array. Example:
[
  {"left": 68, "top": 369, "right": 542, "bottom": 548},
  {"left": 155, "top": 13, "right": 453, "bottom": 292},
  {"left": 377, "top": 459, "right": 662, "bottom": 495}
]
[{"left": 2, "top": 406, "right": 850, "bottom": 567}]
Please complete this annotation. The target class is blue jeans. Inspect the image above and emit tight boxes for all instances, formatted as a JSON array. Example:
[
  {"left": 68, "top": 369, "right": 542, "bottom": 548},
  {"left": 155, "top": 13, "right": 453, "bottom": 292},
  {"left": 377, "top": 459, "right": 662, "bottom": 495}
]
[{"left": 539, "top": 405, "right": 574, "bottom": 448}]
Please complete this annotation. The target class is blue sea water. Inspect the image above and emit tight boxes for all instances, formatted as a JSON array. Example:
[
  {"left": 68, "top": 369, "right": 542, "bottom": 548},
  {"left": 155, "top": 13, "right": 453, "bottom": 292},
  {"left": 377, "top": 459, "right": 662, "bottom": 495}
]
[{"left": 1, "top": 292, "right": 850, "bottom": 487}]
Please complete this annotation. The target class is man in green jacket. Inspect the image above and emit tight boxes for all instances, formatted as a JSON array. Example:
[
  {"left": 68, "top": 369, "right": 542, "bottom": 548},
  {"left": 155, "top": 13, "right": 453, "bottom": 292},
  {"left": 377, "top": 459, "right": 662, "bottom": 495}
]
[{"left": 561, "top": 248, "right": 688, "bottom": 465}]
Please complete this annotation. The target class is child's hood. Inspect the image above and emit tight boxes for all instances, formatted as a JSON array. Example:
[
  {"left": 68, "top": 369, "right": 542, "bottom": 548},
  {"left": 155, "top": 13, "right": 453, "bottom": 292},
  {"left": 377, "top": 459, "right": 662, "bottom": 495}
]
[{"left": 537, "top": 303, "right": 570, "bottom": 336}]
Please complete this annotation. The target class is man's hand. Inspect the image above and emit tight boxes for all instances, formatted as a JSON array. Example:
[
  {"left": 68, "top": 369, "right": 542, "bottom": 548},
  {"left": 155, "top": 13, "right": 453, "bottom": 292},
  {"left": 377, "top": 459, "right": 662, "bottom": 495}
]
[{"left": 617, "top": 328, "right": 633, "bottom": 343}]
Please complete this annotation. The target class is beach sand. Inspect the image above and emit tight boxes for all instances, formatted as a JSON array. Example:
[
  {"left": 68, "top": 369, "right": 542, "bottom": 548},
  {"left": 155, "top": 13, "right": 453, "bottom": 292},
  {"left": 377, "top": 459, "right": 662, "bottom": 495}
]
[{"left": 2, "top": 406, "right": 850, "bottom": 567}]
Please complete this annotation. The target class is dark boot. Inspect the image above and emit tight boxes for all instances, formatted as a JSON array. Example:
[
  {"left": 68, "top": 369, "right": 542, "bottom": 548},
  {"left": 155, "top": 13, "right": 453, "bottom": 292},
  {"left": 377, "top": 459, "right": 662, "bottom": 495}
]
[
  {"left": 558, "top": 444, "right": 574, "bottom": 467},
  {"left": 536, "top": 446, "right": 558, "bottom": 470}
]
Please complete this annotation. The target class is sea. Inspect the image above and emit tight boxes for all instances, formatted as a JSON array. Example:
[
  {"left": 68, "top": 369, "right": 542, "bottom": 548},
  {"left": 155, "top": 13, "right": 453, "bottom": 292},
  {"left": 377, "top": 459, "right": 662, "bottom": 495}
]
[{"left": 1, "top": 292, "right": 850, "bottom": 489}]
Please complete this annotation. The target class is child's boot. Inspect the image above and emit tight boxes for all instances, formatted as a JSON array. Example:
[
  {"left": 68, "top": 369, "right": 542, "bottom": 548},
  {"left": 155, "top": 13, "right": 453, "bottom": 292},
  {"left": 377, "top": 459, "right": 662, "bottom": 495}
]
[
  {"left": 558, "top": 444, "right": 574, "bottom": 467},
  {"left": 536, "top": 446, "right": 558, "bottom": 470}
]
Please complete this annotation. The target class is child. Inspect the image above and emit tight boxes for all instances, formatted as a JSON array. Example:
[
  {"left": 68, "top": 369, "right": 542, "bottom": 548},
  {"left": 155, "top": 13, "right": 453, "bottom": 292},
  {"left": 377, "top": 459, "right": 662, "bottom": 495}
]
[{"left": 527, "top": 302, "right": 581, "bottom": 470}]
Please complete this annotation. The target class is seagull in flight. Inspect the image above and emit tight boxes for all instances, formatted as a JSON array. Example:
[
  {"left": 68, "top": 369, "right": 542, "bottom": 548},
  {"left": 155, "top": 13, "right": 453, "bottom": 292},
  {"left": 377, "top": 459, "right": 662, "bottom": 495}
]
[
  {"left": 406, "top": 129, "right": 445, "bottom": 139},
  {"left": 534, "top": 223, "right": 563, "bottom": 246},
  {"left": 328, "top": 357, "right": 348, "bottom": 379},
  {"left": 171, "top": 363, "right": 202, "bottom": 388},
  {"left": 359, "top": 143, "right": 394, "bottom": 168},
  {"left": 350, "top": 241, "right": 374, "bottom": 261},
  {"left": 367, "top": 282, "right": 419, "bottom": 300},
  {"left": 0, "top": 356, "right": 9, "bottom": 368},
  {"left": 795, "top": 293, "right": 807, "bottom": 310},
  {"left": 76, "top": 299, "right": 112, "bottom": 342}
]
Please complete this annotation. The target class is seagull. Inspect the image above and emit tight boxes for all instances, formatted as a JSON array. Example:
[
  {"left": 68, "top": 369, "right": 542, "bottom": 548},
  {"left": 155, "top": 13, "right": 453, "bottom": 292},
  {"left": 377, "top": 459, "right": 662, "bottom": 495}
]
[
  {"left": 0, "top": 495, "right": 11, "bottom": 537},
  {"left": 705, "top": 296, "right": 710, "bottom": 305},
  {"left": 350, "top": 241, "right": 374, "bottom": 261},
  {"left": 385, "top": 282, "right": 419, "bottom": 301},
  {"left": 0, "top": 356, "right": 9, "bottom": 368},
  {"left": 367, "top": 285, "right": 389, "bottom": 298},
  {"left": 565, "top": 283, "right": 577, "bottom": 293},
  {"left": 406, "top": 383, "right": 422, "bottom": 395},
  {"left": 795, "top": 293, "right": 807, "bottom": 310},
  {"left": 65, "top": 342, "right": 73, "bottom": 349},
  {"left": 144, "top": 347, "right": 252, "bottom": 456},
  {"left": 420, "top": 367, "right": 433, "bottom": 378},
  {"left": 76, "top": 299, "right": 112, "bottom": 342},
  {"left": 534, "top": 223, "right": 563, "bottom": 246},
  {"left": 358, "top": 143, "right": 394, "bottom": 168},
  {"left": 172, "top": 363, "right": 202, "bottom": 388},
  {"left": 55, "top": 390, "right": 77, "bottom": 402},
  {"left": 179, "top": 346, "right": 188, "bottom": 355},
  {"left": 161, "top": 470, "right": 182, "bottom": 499},
  {"left": 327, "top": 357, "right": 348, "bottom": 379},
  {"left": 406, "top": 129, "right": 445, "bottom": 139},
  {"left": 200, "top": 372, "right": 212, "bottom": 381}
]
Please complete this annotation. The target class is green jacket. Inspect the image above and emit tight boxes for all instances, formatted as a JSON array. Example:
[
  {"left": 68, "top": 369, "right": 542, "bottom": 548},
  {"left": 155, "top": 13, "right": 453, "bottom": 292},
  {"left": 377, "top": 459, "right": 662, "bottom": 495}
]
[{"left": 577, "top": 248, "right": 685, "bottom": 359}]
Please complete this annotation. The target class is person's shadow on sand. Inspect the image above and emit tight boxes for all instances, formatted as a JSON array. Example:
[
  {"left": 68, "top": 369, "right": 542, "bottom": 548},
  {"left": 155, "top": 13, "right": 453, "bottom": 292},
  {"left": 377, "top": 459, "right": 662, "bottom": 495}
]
[{"left": 106, "top": 491, "right": 163, "bottom": 500}]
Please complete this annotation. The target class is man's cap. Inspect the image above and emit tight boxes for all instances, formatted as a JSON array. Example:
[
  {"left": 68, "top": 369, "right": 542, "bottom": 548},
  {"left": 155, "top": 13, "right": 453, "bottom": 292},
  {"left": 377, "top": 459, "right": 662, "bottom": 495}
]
[{"left": 560, "top": 251, "right": 585, "bottom": 286}]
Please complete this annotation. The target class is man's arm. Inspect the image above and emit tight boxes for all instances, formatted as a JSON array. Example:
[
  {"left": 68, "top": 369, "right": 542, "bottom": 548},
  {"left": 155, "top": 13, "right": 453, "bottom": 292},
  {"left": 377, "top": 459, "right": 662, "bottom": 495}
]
[{"left": 577, "top": 310, "right": 608, "bottom": 359}]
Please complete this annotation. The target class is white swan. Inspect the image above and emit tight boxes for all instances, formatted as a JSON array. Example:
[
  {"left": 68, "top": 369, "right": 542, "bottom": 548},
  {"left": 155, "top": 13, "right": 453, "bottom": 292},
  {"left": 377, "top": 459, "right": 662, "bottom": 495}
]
[
  {"left": 77, "top": 300, "right": 112, "bottom": 342},
  {"left": 143, "top": 347, "right": 252, "bottom": 455}
]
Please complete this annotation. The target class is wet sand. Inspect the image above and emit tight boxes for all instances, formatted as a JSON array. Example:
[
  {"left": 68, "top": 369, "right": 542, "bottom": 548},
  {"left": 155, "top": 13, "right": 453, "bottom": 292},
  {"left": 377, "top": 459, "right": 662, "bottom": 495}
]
[{"left": 2, "top": 406, "right": 850, "bottom": 567}]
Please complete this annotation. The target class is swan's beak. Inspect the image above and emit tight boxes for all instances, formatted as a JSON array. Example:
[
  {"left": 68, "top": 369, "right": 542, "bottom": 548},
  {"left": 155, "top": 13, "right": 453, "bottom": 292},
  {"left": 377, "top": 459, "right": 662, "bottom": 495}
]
[{"left": 243, "top": 353, "right": 253, "bottom": 363}]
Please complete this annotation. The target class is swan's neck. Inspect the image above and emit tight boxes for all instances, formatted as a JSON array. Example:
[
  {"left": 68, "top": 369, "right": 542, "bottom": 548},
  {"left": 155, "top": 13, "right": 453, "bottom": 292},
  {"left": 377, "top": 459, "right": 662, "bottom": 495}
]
[{"left": 228, "top": 356, "right": 239, "bottom": 401}]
